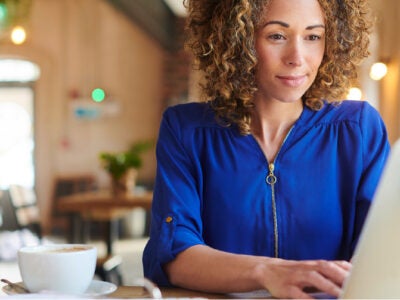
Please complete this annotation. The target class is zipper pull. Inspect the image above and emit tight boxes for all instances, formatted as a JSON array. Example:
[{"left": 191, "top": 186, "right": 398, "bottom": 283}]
[{"left": 266, "top": 163, "right": 277, "bottom": 185}]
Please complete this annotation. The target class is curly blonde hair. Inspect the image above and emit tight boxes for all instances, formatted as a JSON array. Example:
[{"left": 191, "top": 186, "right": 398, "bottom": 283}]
[{"left": 184, "top": 0, "right": 373, "bottom": 134}]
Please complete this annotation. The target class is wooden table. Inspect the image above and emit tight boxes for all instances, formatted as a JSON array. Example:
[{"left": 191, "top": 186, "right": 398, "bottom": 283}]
[
  {"left": 57, "top": 190, "right": 153, "bottom": 255},
  {"left": 0, "top": 281, "right": 273, "bottom": 298},
  {"left": 107, "top": 285, "right": 276, "bottom": 299},
  {"left": 107, "top": 285, "right": 231, "bottom": 299}
]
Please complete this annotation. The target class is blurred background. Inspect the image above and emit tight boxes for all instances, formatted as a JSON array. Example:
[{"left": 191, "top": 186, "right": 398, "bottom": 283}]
[
  {"left": 0, "top": 0, "right": 399, "bottom": 287},
  {"left": 0, "top": 0, "right": 195, "bottom": 236}
]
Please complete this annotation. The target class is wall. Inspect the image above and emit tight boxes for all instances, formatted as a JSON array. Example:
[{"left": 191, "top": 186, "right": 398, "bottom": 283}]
[
  {"left": 0, "top": 0, "right": 166, "bottom": 233},
  {"left": 370, "top": 0, "right": 400, "bottom": 144}
]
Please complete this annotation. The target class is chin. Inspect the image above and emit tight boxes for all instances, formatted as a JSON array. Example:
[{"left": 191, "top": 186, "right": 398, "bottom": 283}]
[{"left": 276, "top": 95, "right": 304, "bottom": 104}]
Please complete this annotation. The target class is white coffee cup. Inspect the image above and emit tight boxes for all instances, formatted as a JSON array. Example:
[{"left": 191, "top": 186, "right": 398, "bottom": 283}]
[{"left": 18, "top": 244, "right": 97, "bottom": 294}]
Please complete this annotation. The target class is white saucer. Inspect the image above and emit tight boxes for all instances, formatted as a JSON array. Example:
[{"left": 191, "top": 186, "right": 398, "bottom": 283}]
[
  {"left": 84, "top": 280, "right": 117, "bottom": 297},
  {"left": 2, "top": 279, "right": 117, "bottom": 297}
]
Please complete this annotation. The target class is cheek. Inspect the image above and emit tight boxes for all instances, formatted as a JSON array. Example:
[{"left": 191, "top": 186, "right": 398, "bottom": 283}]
[
  {"left": 256, "top": 47, "right": 278, "bottom": 72},
  {"left": 255, "top": 40, "right": 278, "bottom": 65},
  {"left": 315, "top": 44, "right": 325, "bottom": 67},
  {"left": 255, "top": 57, "right": 275, "bottom": 82},
  {"left": 309, "top": 49, "right": 325, "bottom": 72}
]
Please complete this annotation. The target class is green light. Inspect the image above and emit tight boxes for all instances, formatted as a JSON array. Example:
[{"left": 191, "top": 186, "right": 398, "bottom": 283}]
[
  {"left": 91, "top": 88, "right": 105, "bottom": 102},
  {"left": 0, "top": 3, "right": 8, "bottom": 22}
]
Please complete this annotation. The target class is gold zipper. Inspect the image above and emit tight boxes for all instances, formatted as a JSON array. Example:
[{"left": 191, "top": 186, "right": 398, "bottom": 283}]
[
  {"left": 266, "top": 162, "right": 278, "bottom": 257},
  {"left": 264, "top": 126, "right": 295, "bottom": 258}
]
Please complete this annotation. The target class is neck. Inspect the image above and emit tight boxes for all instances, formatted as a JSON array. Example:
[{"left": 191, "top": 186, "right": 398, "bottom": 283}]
[
  {"left": 251, "top": 98, "right": 303, "bottom": 137},
  {"left": 250, "top": 99, "right": 303, "bottom": 162}
]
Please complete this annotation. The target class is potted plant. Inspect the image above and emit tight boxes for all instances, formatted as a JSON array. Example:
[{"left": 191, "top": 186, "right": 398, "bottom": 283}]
[{"left": 99, "top": 140, "right": 153, "bottom": 195}]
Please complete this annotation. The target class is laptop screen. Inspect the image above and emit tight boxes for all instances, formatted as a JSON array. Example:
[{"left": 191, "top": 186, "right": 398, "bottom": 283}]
[{"left": 341, "top": 140, "right": 400, "bottom": 299}]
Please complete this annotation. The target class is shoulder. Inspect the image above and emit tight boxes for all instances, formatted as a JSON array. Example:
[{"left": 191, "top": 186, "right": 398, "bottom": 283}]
[
  {"left": 312, "top": 100, "right": 382, "bottom": 125},
  {"left": 162, "top": 101, "right": 219, "bottom": 130},
  {"left": 313, "top": 101, "right": 388, "bottom": 145}
]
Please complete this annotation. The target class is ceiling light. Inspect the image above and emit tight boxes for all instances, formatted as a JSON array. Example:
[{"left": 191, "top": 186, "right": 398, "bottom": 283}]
[{"left": 163, "top": 0, "right": 187, "bottom": 17}]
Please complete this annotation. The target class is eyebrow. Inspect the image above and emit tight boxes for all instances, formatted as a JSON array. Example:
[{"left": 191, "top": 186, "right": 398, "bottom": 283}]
[{"left": 262, "top": 20, "right": 325, "bottom": 30}]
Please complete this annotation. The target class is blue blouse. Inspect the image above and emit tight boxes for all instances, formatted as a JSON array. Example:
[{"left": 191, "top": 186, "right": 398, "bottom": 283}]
[{"left": 143, "top": 100, "right": 390, "bottom": 286}]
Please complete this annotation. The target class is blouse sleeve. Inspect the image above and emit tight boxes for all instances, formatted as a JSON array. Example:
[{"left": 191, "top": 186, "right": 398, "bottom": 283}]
[
  {"left": 351, "top": 102, "right": 390, "bottom": 253},
  {"left": 143, "top": 106, "right": 205, "bottom": 286}
]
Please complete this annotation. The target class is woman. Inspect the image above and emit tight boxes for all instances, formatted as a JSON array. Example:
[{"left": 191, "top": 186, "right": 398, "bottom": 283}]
[{"left": 143, "top": 0, "right": 390, "bottom": 298}]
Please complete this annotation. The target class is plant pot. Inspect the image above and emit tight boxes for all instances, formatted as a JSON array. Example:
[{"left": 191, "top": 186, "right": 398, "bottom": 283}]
[
  {"left": 110, "top": 168, "right": 138, "bottom": 196},
  {"left": 125, "top": 168, "right": 138, "bottom": 194},
  {"left": 111, "top": 177, "right": 126, "bottom": 196}
]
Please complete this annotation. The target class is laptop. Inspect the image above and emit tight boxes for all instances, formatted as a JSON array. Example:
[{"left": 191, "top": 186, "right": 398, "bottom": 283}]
[{"left": 340, "top": 139, "right": 400, "bottom": 299}]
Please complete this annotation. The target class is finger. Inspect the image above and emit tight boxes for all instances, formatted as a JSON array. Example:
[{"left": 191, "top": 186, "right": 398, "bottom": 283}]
[
  {"left": 315, "top": 261, "right": 350, "bottom": 286},
  {"left": 274, "top": 286, "right": 313, "bottom": 299},
  {"left": 289, "top": 288, "right": 314, "bottom": 299},
  {"left": 303, "top": 270, "right": 342, "bottom": 297},
  {"left": 334, "top": 260, "right": 352, "bottom": 271}
]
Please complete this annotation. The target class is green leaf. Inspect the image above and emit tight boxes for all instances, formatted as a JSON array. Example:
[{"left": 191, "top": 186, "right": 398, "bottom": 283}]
[{"left": 99, "top": 139, "right": 154, "bottom": 180}]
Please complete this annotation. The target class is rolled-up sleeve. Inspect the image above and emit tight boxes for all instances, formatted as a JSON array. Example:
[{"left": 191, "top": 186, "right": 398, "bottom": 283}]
[{"left": 143, "top": 107, "right": 205, "bottom": 285}]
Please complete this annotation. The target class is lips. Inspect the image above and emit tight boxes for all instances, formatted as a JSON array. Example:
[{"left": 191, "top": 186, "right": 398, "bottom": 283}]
[{"left": 276, "top": 75, "right": 307, "bottom": 87}]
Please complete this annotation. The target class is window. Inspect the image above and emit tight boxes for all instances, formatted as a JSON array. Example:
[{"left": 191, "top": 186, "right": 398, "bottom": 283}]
[{"left": 0, "top": 59, "right": 40, "bottom": 188}]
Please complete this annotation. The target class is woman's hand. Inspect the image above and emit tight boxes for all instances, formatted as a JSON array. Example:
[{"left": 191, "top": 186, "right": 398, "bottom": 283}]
[
  {"left": 166, "top": 245, "right": 351, "bottom": 299},
  {"left": 257, "top": 258, "right": 352, "bottom": 299}
]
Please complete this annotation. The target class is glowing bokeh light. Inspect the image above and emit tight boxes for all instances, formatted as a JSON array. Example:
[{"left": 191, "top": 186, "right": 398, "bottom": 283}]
[
  {"left": 347, "top": 87, "right": 362, "bottom": 100},
  {"left": 0, "top": 3, "right": 7, "bottom": 22},
  {"left": 369, "top": 62, "right": 388, "bottom": 81},
  {"left": 91, "top": 88, "right": 106, "bottom": 102},
  {"left": 11, "top": 26, "right": 26, "bottom": 45}
]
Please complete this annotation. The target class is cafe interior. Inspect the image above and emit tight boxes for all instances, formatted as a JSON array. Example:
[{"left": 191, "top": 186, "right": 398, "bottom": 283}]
[{"left": 1, "top": 0, "right": 400, "bottom": 297}]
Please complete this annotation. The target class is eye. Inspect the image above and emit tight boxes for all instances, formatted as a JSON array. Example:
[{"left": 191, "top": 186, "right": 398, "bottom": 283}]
[
  {"left": 268, "top": 33, "right": 285, "bottom": 41},
  {"left": 307, "top": 34, "right": 322, "bottom": 41}
]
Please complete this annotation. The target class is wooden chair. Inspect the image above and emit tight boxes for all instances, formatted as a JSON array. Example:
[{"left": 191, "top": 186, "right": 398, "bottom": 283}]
[
  {"left": 7, "top": 184, "right": 42, "bottom": 240},
  {"left": 0, "top": 189, "right": 19, "bottom": 231},
  {"left": 51, "top": 174, "right": 123, "bottom": 285},
  {"left": 51, "top": 174, "right": 97, "bottom": 237}
]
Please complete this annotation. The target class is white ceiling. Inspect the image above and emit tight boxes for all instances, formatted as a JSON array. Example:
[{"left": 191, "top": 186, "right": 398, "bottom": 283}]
[{"left": 163, "top": 0, "right": 187, "bottom": 17}]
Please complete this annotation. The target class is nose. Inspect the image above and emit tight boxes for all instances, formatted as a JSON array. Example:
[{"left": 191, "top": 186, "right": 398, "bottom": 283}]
[{"left": 283, "top": 39, "right": 304, "bottom": 67}]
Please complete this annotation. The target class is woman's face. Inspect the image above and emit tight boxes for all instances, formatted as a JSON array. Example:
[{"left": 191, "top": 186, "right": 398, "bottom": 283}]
[{"left": 254, "top": 0, "right": 325, "bottom": 104}]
